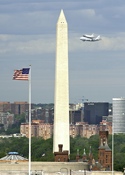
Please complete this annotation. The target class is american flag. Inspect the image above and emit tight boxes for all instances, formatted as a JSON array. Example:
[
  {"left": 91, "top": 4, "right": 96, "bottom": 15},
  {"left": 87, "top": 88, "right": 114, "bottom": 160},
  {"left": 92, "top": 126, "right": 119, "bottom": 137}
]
[{"left": 13, "top": 68, "right": 30, "bottom": 80}]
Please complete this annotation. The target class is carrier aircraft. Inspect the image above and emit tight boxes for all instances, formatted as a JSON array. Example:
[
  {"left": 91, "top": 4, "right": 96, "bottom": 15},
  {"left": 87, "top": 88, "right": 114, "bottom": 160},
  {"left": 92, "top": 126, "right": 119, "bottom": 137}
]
[{"left": 80, "top": 33, "right": 101, "bottom": 42}]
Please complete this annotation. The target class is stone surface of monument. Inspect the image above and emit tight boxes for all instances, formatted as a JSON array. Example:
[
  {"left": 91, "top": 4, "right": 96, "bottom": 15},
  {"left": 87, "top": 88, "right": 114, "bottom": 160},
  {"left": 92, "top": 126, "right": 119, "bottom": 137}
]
[{"left": 53, "top": 10, "right": 70, "bottom": 153}]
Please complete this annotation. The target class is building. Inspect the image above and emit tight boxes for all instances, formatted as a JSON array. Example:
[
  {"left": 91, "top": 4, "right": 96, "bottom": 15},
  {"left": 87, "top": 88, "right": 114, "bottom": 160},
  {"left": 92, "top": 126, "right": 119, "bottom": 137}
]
[
  {"left": 0, "top": 152, "right": 28, "bottom": 163},
  {"left": 100, "top": 120, "right": 112, "bottom": 135},
  {"left": 81, "top": 123, "right": 98, "bottom": 138},
  {"left": 84, "top": 102, "right": 109, "bottom": 124},
  {"left": 11, "top": 102, "right": 29, "bottom": 115},
  {"left": 74, "top": 130, "right": 112, "bottom": 171},
  {"left": 70, "top": 124, "right": 80, "bottom": 138},
  {"left": 20, "top": 120, "right": 53, "bottom": 140},
  {"left": 31, "top": 107, "right": 54, "bottom": 123},
  {"left": 69, "top": 109, "right": 82, "bottom": 124},
  {"left": 70, "top": 122, "right": 99, "bottom": 138},
  {"left": 98, "top": 131, "right": 112, "bottom": 170},
  {"left": 0, "top": 102, "right": 11, "bottom": 112},
  {"left": 20, "top": 121, "right": 112, "bottom": 140},
  {"left": 0, "top": 101, "right": 29, "bottom": 116},
  {"left": 39, "top": 123, "right": 53, "bottom": 140},
  {"left": 0, "top": 112, "right": 14, "bottom": 130},
  {"left": 54, "top": 144, "right": 69, "bottom": 162},
  {"left": 112, "top": 97, "right": 125, "bottom": 133}
]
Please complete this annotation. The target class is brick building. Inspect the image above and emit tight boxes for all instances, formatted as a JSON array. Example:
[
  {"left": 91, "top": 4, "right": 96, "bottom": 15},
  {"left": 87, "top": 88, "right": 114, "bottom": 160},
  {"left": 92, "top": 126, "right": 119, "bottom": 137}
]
[
  {"left": 20, "top": 120, "right": 53, "bottom": 140},
  {"left": 20, "top": 121, "right": 112, "bottom": 140},
  {"left": 0, "top": 101, "right": 28, "bottom": 115},
  {"left": 98, "top": 131, "right": 112, "bottom": 170},
  {"left": 11, "top": 102, "right": 28, "bottom": 115},
  {"left": 100, "top": 120, "right": 112, "bottom": 135},
  {"left": 0, "top": 102, "right": 11, "bottom": 112},
  {"left": 54, "top": 144, "right": 69, "bottom": 162},
  {"left": 70, "top": 122, "right": 99, "bottom": 138}
]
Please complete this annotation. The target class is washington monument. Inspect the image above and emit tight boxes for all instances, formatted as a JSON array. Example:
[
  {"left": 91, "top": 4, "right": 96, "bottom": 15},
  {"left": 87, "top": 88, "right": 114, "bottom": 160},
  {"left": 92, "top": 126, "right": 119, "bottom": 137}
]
[{"left": 53, "top": 10, "right": 70, "bottom": 153}]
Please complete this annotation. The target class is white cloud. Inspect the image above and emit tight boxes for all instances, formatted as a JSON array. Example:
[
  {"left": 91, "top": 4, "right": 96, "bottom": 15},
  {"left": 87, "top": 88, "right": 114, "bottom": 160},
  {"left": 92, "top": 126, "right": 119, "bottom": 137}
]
[
  {"left": 0, "top": 34, "right": 56, "bottom": 54},
  {"left": 79, "top": 9, "right": 97, "bottom": 18},
  {"left": 1, "top": 31, "right": 125, "bottom": 56},
  {"left": 0, "top": 10, "right": 57, "bottom": 35},
  {"left": 69, "top": 32, "right": 125, "bottom": 52}
]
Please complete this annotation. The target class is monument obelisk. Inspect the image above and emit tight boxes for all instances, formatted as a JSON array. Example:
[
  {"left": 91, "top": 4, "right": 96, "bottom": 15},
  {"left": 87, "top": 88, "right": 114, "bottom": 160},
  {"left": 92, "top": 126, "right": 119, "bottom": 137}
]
[{"left": 53, "top": 10, "right": 69, "bottom": 153}]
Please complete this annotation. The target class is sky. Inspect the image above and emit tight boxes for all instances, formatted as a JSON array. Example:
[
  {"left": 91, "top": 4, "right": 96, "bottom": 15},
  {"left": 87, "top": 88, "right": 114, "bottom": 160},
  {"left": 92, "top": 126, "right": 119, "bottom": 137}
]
[{"left": 1, "top": 0, "right": 125, "bottom": 104}]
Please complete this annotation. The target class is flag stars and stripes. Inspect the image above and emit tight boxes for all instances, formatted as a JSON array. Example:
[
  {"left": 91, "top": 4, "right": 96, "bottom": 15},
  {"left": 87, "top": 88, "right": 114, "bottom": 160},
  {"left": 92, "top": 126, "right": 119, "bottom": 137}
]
[{"left": 13, "top": 68, "right": 30, "bottom": 81}]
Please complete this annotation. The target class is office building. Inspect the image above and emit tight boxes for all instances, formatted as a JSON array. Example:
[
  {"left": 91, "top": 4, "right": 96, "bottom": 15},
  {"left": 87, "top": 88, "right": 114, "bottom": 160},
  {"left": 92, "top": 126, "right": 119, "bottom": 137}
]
[
  {"left": 112, "top": 97, "right": 125, "bottom": 133},
  {"left": 84, "top": 102, "right": 109, "bottom": 124}
]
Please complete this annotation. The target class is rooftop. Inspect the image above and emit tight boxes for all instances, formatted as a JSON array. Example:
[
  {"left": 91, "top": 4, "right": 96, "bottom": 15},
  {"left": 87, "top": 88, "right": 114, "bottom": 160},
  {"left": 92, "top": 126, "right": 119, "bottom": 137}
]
[{"left": 0, "top": 152, "right": 28, "bottom": 162}]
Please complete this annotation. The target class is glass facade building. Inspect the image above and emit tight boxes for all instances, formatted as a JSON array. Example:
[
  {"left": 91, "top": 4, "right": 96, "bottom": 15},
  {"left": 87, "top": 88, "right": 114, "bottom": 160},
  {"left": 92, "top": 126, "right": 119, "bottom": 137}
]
[
  {"left": 84, "top": 102, "right": 109, "bottom": 124},
  {"left": 112, "top": 97, "right": 125, "bottom": 133}
]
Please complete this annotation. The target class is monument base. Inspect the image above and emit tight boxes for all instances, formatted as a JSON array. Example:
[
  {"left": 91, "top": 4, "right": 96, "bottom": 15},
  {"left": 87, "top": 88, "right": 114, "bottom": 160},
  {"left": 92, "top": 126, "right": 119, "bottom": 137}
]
[{"left": 0, "top": 161, "right": 89, "bottom": 172}]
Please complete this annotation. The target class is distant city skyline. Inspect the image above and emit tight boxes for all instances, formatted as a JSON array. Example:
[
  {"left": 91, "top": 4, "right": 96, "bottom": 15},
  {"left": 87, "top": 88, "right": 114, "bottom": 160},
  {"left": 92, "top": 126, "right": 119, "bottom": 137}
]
[{"left": 1, "top": 0, "right": 125, "bottom": 103}]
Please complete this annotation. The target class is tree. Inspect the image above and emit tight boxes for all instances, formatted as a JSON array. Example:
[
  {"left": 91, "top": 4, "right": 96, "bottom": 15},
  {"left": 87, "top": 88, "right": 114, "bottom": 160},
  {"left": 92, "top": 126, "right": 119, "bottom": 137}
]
[{"left": 0, "top": 134, "right": 124, "bottom": 172}]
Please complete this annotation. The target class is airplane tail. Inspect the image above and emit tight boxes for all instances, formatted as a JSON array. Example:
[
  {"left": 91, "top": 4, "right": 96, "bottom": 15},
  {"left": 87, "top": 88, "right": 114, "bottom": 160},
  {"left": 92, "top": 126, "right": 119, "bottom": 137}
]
[
  {"left": 96, "top": 35, "right": 101, "bottom": 40},
  {"left": 92, "top": 33, "right": 94, "bottom": 37}
]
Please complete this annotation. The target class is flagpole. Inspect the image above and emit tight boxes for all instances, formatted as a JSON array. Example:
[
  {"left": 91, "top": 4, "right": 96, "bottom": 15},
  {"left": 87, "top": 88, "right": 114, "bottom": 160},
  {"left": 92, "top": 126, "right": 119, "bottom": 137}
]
[
  {"left": 12, "top": 67, "right": 31, "bottom": 174},
  {"left": 29, "top": 65, "right": 31, "bottom": 175},
  {"left": 112, "top": 117, "right": 114, "bottom": 175},
  {"left": 112, "top": 133, "right": 114, "bottom": 175}
]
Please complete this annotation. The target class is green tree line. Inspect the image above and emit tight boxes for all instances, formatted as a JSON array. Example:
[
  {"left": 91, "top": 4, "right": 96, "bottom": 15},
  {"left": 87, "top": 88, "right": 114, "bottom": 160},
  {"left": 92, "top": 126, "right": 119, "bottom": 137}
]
[{"left": 0, "top": 134, "right": 124, "bottom": 171}]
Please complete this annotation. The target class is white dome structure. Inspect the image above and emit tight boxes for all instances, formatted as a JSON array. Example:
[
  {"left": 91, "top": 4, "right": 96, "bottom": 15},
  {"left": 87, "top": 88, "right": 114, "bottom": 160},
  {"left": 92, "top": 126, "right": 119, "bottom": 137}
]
[{"left": 0, "top": 152, "right": 28, "bottom": 163}]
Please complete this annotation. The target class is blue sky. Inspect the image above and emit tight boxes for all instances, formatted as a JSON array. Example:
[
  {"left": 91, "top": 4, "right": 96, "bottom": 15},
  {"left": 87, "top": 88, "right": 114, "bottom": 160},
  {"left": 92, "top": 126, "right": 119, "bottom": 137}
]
[{"left": 1, "top": 0, "right": 125, "bottom": 103}]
